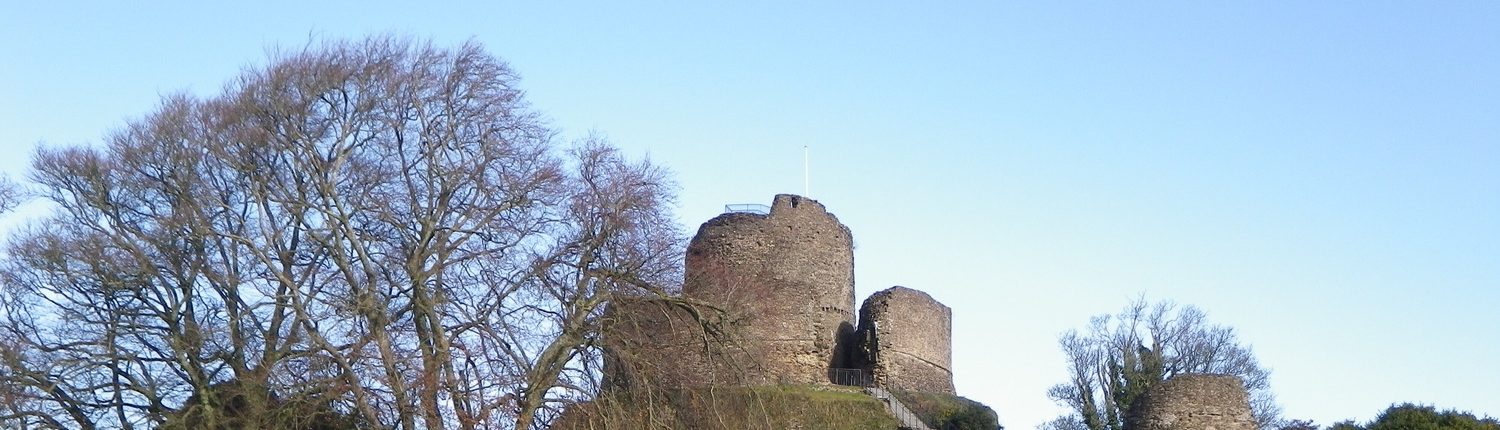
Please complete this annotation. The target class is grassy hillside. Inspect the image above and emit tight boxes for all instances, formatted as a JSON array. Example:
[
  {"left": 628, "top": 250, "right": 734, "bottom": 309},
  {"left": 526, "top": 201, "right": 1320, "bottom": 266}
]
[{"left": 556, "top": 385, "right": 900, "bottom": 430}]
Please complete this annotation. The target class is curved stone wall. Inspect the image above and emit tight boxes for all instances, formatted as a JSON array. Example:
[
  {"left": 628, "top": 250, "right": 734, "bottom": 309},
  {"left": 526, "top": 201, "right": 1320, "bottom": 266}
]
[
  {"left": 683, "top": 194, "right": 856, "bottom": 385},
  {"left": 1125, "top": 373, "right": 1255, "bottom": 430},
  {"left": 856, "top": 286, "right": 955, "bottom": 394}
]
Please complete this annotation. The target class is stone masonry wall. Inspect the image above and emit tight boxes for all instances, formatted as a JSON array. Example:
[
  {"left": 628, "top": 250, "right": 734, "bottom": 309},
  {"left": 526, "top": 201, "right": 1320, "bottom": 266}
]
[
  {"left": 603, "top": 298, "right": 750, "bottom": 390},
  {"left": 682, "top": 194, "right": 856, "bottom": 385},
  {"left": 856, "top": 286, "right": 955, "bottom": 394},
  {"left": 1125, "top": 374, "right": 1255, "bottom": 430}
]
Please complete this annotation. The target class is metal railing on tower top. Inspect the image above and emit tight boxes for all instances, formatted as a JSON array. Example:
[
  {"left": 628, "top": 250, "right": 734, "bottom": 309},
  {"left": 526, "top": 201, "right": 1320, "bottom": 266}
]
[{"left": 723, "top": 204, "right": 771, "bottom": 215}]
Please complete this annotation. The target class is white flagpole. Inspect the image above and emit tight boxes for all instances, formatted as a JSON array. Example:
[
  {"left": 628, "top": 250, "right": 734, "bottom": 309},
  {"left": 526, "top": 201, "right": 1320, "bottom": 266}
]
[{"left": 803, "top": 146, "right": 810, "bottom": 197}]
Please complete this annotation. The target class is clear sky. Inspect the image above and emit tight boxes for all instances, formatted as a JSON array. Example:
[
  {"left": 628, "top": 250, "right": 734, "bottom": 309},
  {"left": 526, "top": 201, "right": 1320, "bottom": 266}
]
[{"left": 3, "top": 2, "right": 1497, "bottom": 428}]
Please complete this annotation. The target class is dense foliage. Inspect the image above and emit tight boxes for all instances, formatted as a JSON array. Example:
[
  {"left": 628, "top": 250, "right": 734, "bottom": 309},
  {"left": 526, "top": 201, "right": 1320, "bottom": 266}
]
[{"left": 1323, "top": 404, "right": 1500, "bottom": 430}]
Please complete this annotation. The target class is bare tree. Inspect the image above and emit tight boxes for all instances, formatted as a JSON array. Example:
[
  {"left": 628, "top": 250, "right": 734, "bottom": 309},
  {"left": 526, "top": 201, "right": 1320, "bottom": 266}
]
[
  {"left": 0, "top": 36, "right": 689, "bottom": 430},
  {"left": 1044, "top": 298, "right": 1282, "bottom": 430}
]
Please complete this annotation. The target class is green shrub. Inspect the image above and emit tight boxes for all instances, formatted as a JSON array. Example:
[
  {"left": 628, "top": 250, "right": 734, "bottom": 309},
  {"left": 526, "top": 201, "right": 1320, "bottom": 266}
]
[{"left": 892, "top": 389, "right": 1001, "bottom": 430}]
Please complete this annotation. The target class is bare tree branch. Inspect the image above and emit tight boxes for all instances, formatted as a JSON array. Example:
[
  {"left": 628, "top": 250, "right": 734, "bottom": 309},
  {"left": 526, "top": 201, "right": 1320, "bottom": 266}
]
[{"left": 0, "top": 36, "right": 693, "bottom": 430}]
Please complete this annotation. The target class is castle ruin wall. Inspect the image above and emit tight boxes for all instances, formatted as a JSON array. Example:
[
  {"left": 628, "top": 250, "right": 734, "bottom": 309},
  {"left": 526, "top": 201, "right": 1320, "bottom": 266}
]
[
  {"left": 1125, "top": 373, "right": 1256, "bottom": 430},
  {"left": 603, "top": 298, "right": 747, "bottom": 390},
  {"left": 681, "top": 194, "right": 856, "bottom": 385},
  {"left": 857, "top": 286, "right": 955, "bottom": 394}
]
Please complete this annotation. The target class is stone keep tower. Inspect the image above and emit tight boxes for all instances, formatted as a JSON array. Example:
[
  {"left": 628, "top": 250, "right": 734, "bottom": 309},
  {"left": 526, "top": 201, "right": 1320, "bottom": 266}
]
[
  {"left": 1125, "top": 374, "right": 1256, "bottom": 430},
  {"left": 684, "top": 194, "right": 856, "bottom": 385},
  {"left": 856, "top": 286, "right": 956, "bottom": 394}
]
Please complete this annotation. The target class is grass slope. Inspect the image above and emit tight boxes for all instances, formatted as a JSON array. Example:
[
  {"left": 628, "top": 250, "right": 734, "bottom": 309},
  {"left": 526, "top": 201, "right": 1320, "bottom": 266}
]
[{"left": 557, "top": 385, "right": 900, "bottom": 430}]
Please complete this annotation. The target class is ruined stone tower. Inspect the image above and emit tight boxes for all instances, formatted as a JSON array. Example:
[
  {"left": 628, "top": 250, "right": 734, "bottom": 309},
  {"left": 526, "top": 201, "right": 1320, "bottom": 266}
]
[
  {"left": 856, "top": 286, "right": 956, "bottom": 394},
  {"left": 1125, "top": 374, "right": 1256, "bottom": 430},
  {"left": 683, "top": 194, "right": 856, "bottom": 385},
  {"left": 605, "top": 194, "right": 961, "bottom": 395}
]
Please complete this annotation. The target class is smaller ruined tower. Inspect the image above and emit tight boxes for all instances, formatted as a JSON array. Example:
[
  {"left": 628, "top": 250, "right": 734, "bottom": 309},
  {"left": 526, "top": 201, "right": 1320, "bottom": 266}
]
[
  {"left": 856, "top": 286, "right": 955, "bottom": 394},
  {"left": 1125, "top": 374, "right": 1256, "bottom": 430}
]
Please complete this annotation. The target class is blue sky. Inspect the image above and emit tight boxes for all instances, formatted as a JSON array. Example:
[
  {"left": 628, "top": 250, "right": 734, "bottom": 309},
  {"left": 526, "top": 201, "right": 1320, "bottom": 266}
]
[{"left": 3, "top": 2, "right": 1497, "bottom": 428}]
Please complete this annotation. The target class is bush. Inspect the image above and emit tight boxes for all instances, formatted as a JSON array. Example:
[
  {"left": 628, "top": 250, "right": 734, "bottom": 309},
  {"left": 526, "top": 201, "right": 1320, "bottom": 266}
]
[{"left": 892, "top": 389, "right": 1001, "bottom": 430}]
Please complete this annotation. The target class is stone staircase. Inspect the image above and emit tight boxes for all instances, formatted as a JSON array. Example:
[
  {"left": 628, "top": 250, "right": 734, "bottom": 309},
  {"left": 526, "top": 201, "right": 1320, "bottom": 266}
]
[{"left": 864, "top": 386, "right": 934, "bottom": 430}]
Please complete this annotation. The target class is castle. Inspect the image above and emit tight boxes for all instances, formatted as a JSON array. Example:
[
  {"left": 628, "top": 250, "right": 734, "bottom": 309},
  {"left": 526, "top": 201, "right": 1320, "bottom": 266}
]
[
  {"left": 606, "top": 194, "right": 955, "bottom": 394},
  {"left": 604, "top": 194, "right": 1257, "bottom": 430}
]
